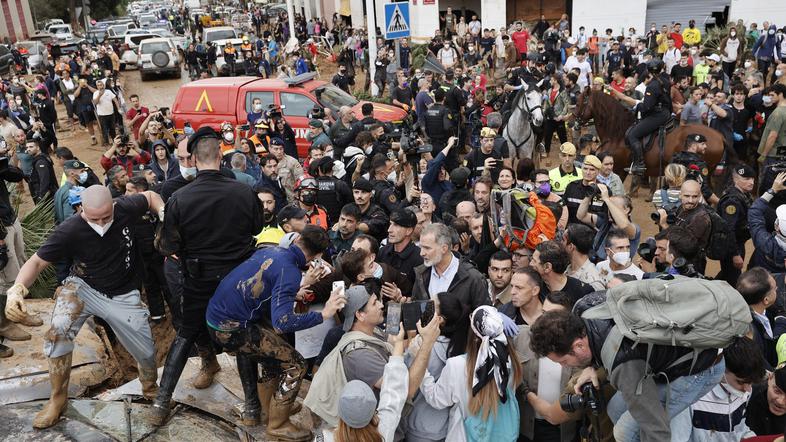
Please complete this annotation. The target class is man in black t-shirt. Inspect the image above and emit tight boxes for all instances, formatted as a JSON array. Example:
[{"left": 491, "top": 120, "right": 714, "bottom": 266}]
[
  {"left": 530, "top": 240, "right": 593, "bottom": 306},
  {"left": 464, "top": 127, "right": 503, "bottom": 181},
  {"left": 4, "top": 185, "right": 165, "bottom": 429}
]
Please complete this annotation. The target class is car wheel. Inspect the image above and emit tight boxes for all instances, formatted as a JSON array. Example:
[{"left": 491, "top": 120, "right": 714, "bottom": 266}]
[{"left": 152, "top": 51, "right": 170, "bottom": 69}]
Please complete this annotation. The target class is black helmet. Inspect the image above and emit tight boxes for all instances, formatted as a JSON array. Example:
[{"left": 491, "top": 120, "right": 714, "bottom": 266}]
[{"left": 647, "top": 59, "right": 664, "bottom": 74}]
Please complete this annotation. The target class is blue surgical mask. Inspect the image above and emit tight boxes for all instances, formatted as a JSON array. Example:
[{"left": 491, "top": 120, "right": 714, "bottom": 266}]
[
  {"left": 78, "top": 171, "right": 88, "bottom": 183},
  {"left": 373, "top": 263, "right": 383, "bottom": 278}
]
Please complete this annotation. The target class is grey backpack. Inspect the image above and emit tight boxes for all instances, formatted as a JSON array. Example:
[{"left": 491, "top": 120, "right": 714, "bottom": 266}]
[{"left": 582, "top": 276, "right": 751, "bottom": 393}]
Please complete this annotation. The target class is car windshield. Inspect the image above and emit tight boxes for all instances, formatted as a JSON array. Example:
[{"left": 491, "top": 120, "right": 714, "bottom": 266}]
[
  {"left": 141, "top": 42, "right": 171, "bottom": 54},
  {"left": 313, "top": 84, "right": 357, "bottom": 111},
  {"left": 18, "top": 42, "right": 37, "bottom": 53},
  {"left": 205, "top": 30, "right": 237, "bottom": 42},
  {"left": 51, "top": 26, "right": 70, "bottom": 34}
]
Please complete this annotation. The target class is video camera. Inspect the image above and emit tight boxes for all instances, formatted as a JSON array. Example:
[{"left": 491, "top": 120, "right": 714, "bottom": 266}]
[
  {"left": 560, "top": 382, "right": 604, "bottom": 416},
  {"left": 265, "top": 104, "right": 283, "bottom": 120}
]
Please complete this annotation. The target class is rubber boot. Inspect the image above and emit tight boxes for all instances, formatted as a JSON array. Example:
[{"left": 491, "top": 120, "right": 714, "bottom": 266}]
[
  {"left": 32, "top": 353, "right": 72, "bottom": 429},
  {"left": 0, "top": 342, "right": 12, "bottom": 358},
  {"left": 266, "top": 395, "right": 312, "bottom": 441},
  {"left": 191, "top": 347, "right": 220, "bottom": 390},
  {"left": 258, "top": 378, "right": 301, "bottom": 424},
  {"left": 236, "top": 354, "right": 261, "bottom": 426},
  {"left": 138, "top": 365, "right": 159, "bottom": 400},
  {"left": 148, "top": 336, "right": 191, "bottom": 426}
]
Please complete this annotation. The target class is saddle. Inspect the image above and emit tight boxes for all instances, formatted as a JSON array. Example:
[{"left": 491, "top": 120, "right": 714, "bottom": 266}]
[{"left": 625, "top": 115, "right": 678, "bottom": 153}]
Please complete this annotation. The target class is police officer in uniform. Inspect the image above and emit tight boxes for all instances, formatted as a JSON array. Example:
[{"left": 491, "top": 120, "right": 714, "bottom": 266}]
[
  {"left": 150, "top": 126, "right": 264, "bottom": 426},
  {"left": 716, "top": 164, "right": 755, "bottom": 286},
  {"left": 670, "top": 134, "right": 719, "bottom": 204},
  {"left": 424, "top": 88, "right": 457, "bottom": 169},
  {"left": 312, "top": 157, "right": 352, "bottom": 225},
  {"left": 369, "top": 154, "right": 405, "bottom": 215},
  {"left": 294, "top": 177, "right": 329, "bottom": 229},
  {"left": 625, "top": 58, "right": 672, "bottom": 175}
]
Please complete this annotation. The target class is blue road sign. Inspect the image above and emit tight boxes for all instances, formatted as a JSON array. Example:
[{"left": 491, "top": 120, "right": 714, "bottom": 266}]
[{"left": 384, "top": 2, "right": 410, "bottom": 39}]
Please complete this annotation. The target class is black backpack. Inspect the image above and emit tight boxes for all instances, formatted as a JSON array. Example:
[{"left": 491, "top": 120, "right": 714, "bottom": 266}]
[{"left": 704, "top": 204, "right": 731, "bottom": 260}]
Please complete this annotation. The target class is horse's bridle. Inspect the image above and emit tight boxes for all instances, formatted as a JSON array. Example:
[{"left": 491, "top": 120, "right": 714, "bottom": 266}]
[{"left": 516, "top": 82, "right": 541, "bottom": 124}]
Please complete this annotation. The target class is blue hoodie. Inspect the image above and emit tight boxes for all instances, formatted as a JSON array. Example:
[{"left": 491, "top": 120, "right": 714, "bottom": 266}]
[{"left": 753, "top": 25, "right": 781, "bottom": 60}]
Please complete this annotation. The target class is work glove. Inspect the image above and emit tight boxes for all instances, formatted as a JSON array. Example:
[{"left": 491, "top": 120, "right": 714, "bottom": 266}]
[
  {"left": 5, "top": 282, "right": 29, "bottom": 323},
  {"left": 733, "top": 132, "right": 743, "bottom": 142}
]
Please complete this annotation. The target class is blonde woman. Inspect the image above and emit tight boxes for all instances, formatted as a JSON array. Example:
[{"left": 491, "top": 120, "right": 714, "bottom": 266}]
[{"left": 652, "top": 163, "right": 688, "bottom": 209}]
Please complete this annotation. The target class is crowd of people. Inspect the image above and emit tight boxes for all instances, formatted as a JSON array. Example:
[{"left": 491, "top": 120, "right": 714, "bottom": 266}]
[{"left": 3, "top": 3, "right": 786, "bottom": 442}]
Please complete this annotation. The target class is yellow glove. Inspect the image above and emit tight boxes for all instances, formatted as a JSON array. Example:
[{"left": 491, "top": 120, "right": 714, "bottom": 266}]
[{"left": 5, "top": 282, "right": 29, "bottom": 323}]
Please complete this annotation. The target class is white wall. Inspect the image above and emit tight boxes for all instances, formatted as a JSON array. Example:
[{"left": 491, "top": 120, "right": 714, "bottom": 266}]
[
  {"left": 571, "top": 0, "right": 647, "bottom": 36},
  {"left": 411, "top": 0, "right": 440, "bottom": 43},
  {"left": 480, "top": 0, "right": 505, "bottom": 31},
  {"left": 729, "top": 0, "right": 786, "bottom": 28}
]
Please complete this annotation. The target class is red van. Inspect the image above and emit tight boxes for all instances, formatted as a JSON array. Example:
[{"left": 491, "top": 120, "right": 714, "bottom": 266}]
[{"left": 171, "top": 72, "right": 408, "bottom": 158}]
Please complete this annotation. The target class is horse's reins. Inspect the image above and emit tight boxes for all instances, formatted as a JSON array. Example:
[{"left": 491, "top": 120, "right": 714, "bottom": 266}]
[{"left": 506, "top": 83, "right": 541, "bottom": 155}]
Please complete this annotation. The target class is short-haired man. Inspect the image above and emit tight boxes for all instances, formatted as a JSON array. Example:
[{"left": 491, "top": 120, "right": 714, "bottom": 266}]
[
  {"left": 758, "top": 84, "right": 786, "bottom": 192},
  {"left": 207, "top": 226, "right": 339, "bottom": 439},
  {"left": 737, "top": 268, "right": 784, "bottom": 370},
  {"left": 412, "top": 223, "right": 490, "bottom": 311},
  {"left": 716, "top": 164, "right": 755, "bottom": 286},
  {"left": 744, "top": 364, "right": 786, "bottom": 435},
  {"left": 378, "top": 208, "right": 423, "bottom": 282},
  {"left": 350, "top": 178, "right": 389, "bottom": 243},
  {"left": 329, "top": 203, "right": 361, "bottom": 256},
  {"left": 659, "top": 180, "right": 710, "bottom": 273},
  {"left": 277, "top": 205, "right": 309, "bottom": 234},
  {"left": 596, "top": 228, "right": 644, "bottom": 284},
  {"left": 564, "top": 223, "right": 605, "bottom": 290},
  {"left": 106, "top": 165, "right": 129, "bottom": 198},
  {"left": 487, "top": 250, "right": 513, "bottom": 306},
  {"left": 530, "top": 309, "right": 726, "bottom": 442},
  {"left": 5, "top": 185, "right": 165, "bottom": 428},
  {"left": 531, "top": 241, "right": 593, "bottom": 306},
  {"left": 499, "top": 267, "right": 544, "bottom": 326},
  {"left": 563, "top": 154, "right": 603, "bottom": 225},
  {"left": 269, "top": 137, "right": 304, "bottom": 203}
]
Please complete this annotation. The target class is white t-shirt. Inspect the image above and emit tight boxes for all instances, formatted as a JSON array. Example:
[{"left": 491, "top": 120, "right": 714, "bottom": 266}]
[
  {"left": 596, "top": 260, "right": 644, "bottom": 284},
  {"left": 93, "top": 89, "right": 116, "bottom": 116},
  {"left": 663, "top": 48, "right": 681, "bottom": 75},
  {"left": 535, "top": 357, "right": 563, "bottom": 419},
  {"left": 563, "top": 57, "right": 592, "bottom": 89}
]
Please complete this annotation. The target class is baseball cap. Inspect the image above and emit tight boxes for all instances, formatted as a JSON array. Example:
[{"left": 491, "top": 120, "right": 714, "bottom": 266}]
[
  {"left": 775, "top": 364, "right": 786, "bottom": 392},
  {"left": 687, "top": 134, "right": 707, "bottom": 143},
  {"left": 734, "top": 164, "right": 755, "bottom": 178},
  {"left": 339, "top": 380, "right": 377, "bottom": 428},
  {"left": 450, "top": 166, "right": 471, "bottom": 187},
  {"left": 342, "top": 285, "right": 372, "bottom": 332},
  {"left": 63, "top": 159, "right": 87, "bottom": 170},
  {"left": 276, "top": 205, "right": 307, "bottom": 226},
  {"left": 390, "top": 208, "right": 417, "bottom": 228},
  {"left": 270, "top": 137, "right": 284, "bottom": 146},
  {"left": 583, "top": 154, "right": 602, "bottom": 170},
  {"left": 560, "top": 142, "right": 577, "bottom": 155},
  {"left": 352, "top": 178, "right": 373, "bottom": 192},
  {"left": 707, "top": 54, "right": 721, "bottom": 63}
]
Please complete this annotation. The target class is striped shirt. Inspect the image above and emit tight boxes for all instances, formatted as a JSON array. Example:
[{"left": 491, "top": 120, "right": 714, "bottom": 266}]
[{"left": 687, "top": 383, "right": 756, "bottom": 442}]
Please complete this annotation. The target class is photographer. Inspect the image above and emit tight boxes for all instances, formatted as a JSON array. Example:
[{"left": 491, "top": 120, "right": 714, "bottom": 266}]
[
  {"left": 748, "top": 172, "right": 786, "bottom": 273},
  {"left": 466, "top": 127, "right": 503, "bottom": 181},
  {"left": 636, "top": 229, "right": 669, "bottom": 274},
  {"left": 530, "top": 308, "right": 726, "bottom": 442},
  {"left": 656, "top": 180, "right": 710, "bottom": 273},
  {"left": 138, "top": 110, "right": 176, "bottom": 153},
  {"left": 100, "top": 135, "right": 151, "bottom": 175},
  {"left": 576, "top": 183, "right": 639, "bottom": 262},
  {"left": 564, "top": 155, "right": 605, "bottom": 225}
]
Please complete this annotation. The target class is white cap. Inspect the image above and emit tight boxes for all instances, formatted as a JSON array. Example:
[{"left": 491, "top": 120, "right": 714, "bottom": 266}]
[
  {"left": 777, "top": 205, "right": 786, "bottom": 235},
  {"left": 707, "top": 54, "right": 721, "bottom": 62}
]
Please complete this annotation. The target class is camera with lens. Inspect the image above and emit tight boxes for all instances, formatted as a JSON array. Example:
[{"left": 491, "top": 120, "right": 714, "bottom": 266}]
[
  {"left": 586, "top": 183, "right": 601, "bottom": 198},
  {"left": 768, "top": 161, "right": 786, "bottom": 173},
  {"left": 560, "top": 382, "right": 604, "bottom": 415},
  {"left": 637, "top": 237, "right": 657, "bottom": 263},
  {"left": 650, "top": 202, "right": 680, "bottom": 224},
  {"left": 120, "top": 134, "right": 130, "bottom": 146}
]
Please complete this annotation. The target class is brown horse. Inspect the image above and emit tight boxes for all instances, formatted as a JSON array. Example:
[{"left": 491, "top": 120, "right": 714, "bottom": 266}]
[{"left": 573, "top": 90, "right": 730, "bottom": 182}]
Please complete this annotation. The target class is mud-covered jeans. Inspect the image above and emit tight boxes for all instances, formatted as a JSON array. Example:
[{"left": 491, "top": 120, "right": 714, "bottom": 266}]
[
  {"left": 208, "top": 321, "right": 306, "bottom": 405},
  {"left": 44, "top": 276, "right": 156, "bottom": 370}
]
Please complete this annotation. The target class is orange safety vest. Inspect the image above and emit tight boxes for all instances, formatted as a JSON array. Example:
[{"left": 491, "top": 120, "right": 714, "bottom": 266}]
[
  {"left": 224, "top": 46, "right": 236, "bottom": 55},
  {"left": 250, "top": 134, "right": 269, "bottom": 155},
  {"left": 219, "top": 141, "right": 235, "bottom": 154},
  {"left": 241, "top": 43, "right": 252, "bottom": 51},
  {"left": 307, "top": 206, "right": 328, "bottom": 230}
]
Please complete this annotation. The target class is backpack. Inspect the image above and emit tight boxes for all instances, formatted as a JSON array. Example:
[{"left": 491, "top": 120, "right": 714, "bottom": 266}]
[
  {"left": 582, "top": 276, "right": 751, "bottom": 392},
  {"left": 704, "top": 204, "right": 732, "bottom": 260}
]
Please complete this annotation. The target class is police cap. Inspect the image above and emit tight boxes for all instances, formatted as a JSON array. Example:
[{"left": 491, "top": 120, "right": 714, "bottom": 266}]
[{"left": 187, "top": 126, "right": 221, "bottom": 154}]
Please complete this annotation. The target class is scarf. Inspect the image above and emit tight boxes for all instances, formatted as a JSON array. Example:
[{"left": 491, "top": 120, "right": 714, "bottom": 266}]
[{"left": 470, "top": 306, "right": 511, "bottom": 403}]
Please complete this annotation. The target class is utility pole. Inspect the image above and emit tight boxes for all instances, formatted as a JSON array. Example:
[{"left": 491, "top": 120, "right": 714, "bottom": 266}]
[{"left": 365, "top": 0, "right": 377, "bottom": 97}]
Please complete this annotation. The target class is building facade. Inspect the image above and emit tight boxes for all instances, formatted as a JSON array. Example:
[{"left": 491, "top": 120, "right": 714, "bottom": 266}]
[{"left": 0, "top": 0, "right": 33, "bottom": 42}]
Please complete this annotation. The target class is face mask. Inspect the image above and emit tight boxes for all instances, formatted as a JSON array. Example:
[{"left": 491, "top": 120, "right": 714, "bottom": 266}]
[
  {"left": 180, "top": 165, "right": 197, "bottom": 179},
  {"left": 387, "top": 170, "right": 397, "bottom": 183},
  {"left": 78, "top": 171, "right": 88, "bottom": 183},
  {"left": 300, "top": 192, "right": 316, "bottom": 205},
  {"left": 254, "top": 104, "right": 263, "bottom": 112},
  {"left": 536, "top": 182, "right": 551, "bottom": 197},
  {"left": 223, "top": 132, "right": 234, "bottom": 143},
  {"left": 690, "top": 48, "right": 697, "bottom": 55},
  {"left": 722, "top": 376, "right": 747, "bottom": 399},
  {"left": 777, "top": 70, "right": 784, "bottom": 78},
  {"left": 651, "top": 27, "right": 656, "bottom": 32},
  {"left": 730, "top": 31, "right": 736, "bottom": 37},
  {"left": 87, "top": 219, "right": 113, "bottom": 237},
  {"left": 611, "top": 251, "right": 630, "bottom": 265},
  {"left": 373, "top": 263, "right": 383, "bottom": 278},
  {"left": 689, "top": 24, "right": 695, "bottom": 29},
  {"left": 744, "top": 61, "right": 752, "bottom": 68},
  {"left": 763, "top": 96, "right": 773, "bottom": 105}
]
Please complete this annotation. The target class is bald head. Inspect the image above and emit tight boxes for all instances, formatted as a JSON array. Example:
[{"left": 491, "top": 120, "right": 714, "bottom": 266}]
[
  {"left": 456, "top": 201, "right": 477, "bottom": 223},
  {"left": 679, "top": 179, "right": 702, "bottom": 210},
  {"left": 81, "top": 185, "right": 114, "bottom": 227}
]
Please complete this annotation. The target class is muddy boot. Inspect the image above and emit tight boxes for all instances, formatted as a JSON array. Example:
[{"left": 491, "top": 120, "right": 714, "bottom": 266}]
[
  {"left": 236, "top": 354, "right": 261, "bottom": 426},
  {"left": 148, "top": 336, "right": 191, "bottom": 426},
  {"left": 0, "top": 319, "right": 31, "bottom": 341},
  {"left": 266, "top": 396, "right": 312, "bottom": 441},
  {"left": 258, "top": 378, "right": 301, "bottom": 425},
  {"left": 17, "top": 312, "right": 43, "bottom": 327},
  {"left": 0, "top": 342, "right": 12, "bottom": 358},
  {"left": 138, "top": 365, "right": 159, "bottom": 400},
  {"left": 33, "top": 353, "right": 72, "bottom": 429},
  {"left": 191, "top": 349, "right": 220, "bottom": 390}
]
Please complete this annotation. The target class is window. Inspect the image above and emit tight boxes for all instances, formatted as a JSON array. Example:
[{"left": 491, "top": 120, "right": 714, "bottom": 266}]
[
  {"left": 280, "top": 92, "right": 316, "bottom": 117},
  {"left": 141, "top": 42, "right": 172, "bottom": 54},
  {"left": 130, "top": 35, "right": 158, "bottom": 46},
  {"left": 244, "top": 91, "right": 275, "bottom": 114}
]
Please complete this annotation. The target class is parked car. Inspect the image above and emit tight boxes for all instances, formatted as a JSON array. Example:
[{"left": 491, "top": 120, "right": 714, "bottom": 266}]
[
  {"left": 137, "top": 38, "right": 180, "bottom": 81},
  {"left": 202, "top": 26, "right": 243, "bottom": 76},
  {"left": 16, "top": 41, "right": 48, "bottom": 73},
  {"left": 121, "top": 33, "right": 162, "bottom": 69},
  {"left": 47, "top": 24, "right": 74, "bottom": 41},
  {"left": 0, "top": 45, "right": 14, "bottom": 76}
]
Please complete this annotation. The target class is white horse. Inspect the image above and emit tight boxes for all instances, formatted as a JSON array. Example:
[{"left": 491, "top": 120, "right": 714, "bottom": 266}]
[{"left": 502, "top": 81, "right": 544, "bottom": 160}]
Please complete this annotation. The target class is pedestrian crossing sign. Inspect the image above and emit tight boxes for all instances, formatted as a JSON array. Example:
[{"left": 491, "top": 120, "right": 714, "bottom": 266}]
[{"left": 384, "top": 2, "right": 410, "bottom": 39}]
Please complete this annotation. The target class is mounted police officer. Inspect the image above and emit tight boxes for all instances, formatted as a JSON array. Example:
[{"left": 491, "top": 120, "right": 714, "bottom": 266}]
[
  {"left": 670, "top": 134, "right": 718, "bottom": 204},
  {"left": 424, "top": 88, "right": 457, "bottom": 169},
  {"left": 716, "top": 164, "right": 755, "bottom": 286},
  {"left": 625, "top": 58, "right": 672, "bottom": 175}
]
